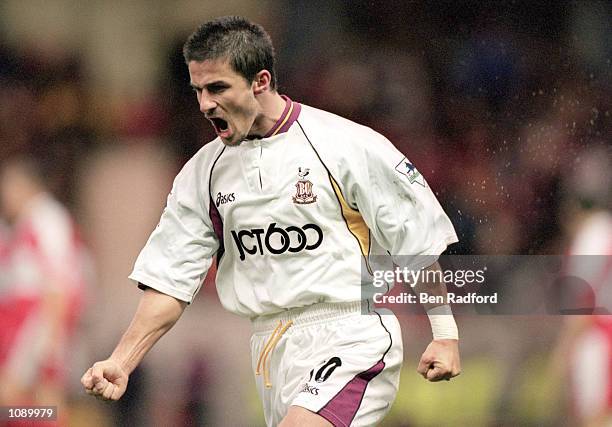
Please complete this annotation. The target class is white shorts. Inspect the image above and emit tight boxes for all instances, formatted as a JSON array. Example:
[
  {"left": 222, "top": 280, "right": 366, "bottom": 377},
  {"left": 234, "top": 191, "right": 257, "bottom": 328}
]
[{"left": 250, "top": 301, "right": 403, "bottom": 427}]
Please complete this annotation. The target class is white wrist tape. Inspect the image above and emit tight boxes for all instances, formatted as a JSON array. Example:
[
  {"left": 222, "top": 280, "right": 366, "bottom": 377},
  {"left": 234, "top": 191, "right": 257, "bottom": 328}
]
[{"left": 426, "top": 305, "right": 458, "bottom": 340}]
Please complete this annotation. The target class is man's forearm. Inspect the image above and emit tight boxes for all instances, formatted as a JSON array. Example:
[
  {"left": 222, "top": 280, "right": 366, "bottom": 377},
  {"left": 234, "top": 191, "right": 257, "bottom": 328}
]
[
  {"left": 412, "top": 261, "right": 459, "bottom": 341},
  {"left": 109, "top": 288, "right": 187, "bottom": 375},
  {"left": 412, "top": 261, "right": 448, "bottom": 311}
]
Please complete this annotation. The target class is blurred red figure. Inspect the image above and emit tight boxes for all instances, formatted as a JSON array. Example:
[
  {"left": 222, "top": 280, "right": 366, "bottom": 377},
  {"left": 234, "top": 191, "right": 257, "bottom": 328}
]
[
  {"left": 0, "top": 157, "right": 88, "bottom": 419},
  {"left": 554, "top": 149, "right": 612, "bottom": 427}
]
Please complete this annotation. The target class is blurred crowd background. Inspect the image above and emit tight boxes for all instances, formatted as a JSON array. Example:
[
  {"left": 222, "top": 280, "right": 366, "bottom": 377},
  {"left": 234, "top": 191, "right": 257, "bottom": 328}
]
[{"left": 0, "top": 0, "right": 610, "bottom": 426}]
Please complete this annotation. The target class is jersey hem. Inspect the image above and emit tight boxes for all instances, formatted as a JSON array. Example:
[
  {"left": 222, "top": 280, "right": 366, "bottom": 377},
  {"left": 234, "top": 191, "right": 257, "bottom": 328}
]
[
  {"left": 128, "top": 272, "right": 194, "bottom": 303},
  {"left": 401, "top": 233, "right": 459, "bottom": 271},
  {"left": 428, "top": 233, "right": 459, "bottom": 255}
]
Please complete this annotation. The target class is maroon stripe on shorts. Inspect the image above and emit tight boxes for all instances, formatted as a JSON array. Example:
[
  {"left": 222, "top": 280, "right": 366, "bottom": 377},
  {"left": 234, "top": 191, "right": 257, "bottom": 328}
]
[{"left": 317, "top": 360, "right": 386, "bottom": 427}]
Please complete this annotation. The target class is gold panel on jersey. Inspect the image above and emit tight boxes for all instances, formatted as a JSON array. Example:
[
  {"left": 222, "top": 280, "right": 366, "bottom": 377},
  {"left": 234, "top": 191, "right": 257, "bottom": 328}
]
[{"left": 328, "top": 174, "right": 372, "bottom": 274}]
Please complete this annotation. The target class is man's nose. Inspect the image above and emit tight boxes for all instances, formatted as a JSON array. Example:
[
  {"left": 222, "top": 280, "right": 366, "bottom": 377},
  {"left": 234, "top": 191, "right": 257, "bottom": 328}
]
[{"left": 199, "top": 93, "right": 216, "bottom": 114}]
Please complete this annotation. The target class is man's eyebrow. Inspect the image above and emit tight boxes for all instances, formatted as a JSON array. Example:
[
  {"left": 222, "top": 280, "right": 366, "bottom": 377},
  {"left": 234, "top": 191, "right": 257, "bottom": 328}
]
[{"left": 190, "top": 81, "right": 228, "bottom": 89}]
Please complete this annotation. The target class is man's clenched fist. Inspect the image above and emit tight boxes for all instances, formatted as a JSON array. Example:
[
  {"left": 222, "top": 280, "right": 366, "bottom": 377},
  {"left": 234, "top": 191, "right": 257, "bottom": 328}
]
[
  {"left": 417, "top": 339, "right": 461, "bottom": 382},
  {"left": 81, "top": 360, "right": 128, "bottom": 401}
]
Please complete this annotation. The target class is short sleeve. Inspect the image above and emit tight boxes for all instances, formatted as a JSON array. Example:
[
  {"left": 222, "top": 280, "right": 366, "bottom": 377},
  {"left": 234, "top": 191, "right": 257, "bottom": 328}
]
[
  {"left": 345, "top": 132, "right": 458, "bottom": 270},
  {"left": 129, "top": 162, "right": 219, "bottom": 303}
]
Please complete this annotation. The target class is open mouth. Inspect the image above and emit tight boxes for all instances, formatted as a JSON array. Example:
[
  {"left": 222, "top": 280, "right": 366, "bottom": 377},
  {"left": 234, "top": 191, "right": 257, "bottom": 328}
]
[{"left": 209, "top": 117, "right": 230, "bottom": 137}]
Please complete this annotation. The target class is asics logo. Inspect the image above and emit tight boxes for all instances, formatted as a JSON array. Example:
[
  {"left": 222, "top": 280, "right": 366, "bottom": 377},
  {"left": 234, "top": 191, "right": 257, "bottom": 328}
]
[
  {"left": 216, "top": 192, "right": 235, "bottom": 207},
  {"left": 231, "top": 223, "right": 323, "bottom": 261},
  {"left": 299, "top": 384, "right": 319, "bottom": 395}
]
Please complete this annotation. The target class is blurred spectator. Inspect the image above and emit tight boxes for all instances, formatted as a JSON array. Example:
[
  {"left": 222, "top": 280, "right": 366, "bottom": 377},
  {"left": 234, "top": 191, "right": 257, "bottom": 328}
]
[
  {"left": 0, "top": 156, "right": 90, "bottom": 425},
  {"left": 552, "top": 147, "right": 612, "bottom": 427}
]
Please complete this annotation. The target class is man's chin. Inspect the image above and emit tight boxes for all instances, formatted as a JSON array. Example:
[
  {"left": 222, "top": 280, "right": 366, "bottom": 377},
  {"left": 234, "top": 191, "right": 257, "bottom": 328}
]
[
  {"left": 219, "top": 128, "right": 251, "bottom": 146},
  {"left": 220, "top": 134, "right": 244, "bottom": 146}
]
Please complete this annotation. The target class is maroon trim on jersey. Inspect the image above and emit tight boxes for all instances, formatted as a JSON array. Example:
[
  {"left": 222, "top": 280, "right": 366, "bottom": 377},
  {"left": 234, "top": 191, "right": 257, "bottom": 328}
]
[
  {"left": 317, "top": 360, "right": 386, "bottom": 426},
  {"left": 263, "top": 95, "right": 301, "bottom": 138},
  {"left": 209, "top": 199, "right": 224, "bottom": 255},
  {"left": 208, "top": 147, "right": 227, "bottom": 262}
]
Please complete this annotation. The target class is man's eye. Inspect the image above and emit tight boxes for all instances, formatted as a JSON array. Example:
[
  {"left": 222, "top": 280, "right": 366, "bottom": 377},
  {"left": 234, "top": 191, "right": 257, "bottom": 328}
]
[{"left": 209, "top": 86, "right": 226, "bottom": 93}]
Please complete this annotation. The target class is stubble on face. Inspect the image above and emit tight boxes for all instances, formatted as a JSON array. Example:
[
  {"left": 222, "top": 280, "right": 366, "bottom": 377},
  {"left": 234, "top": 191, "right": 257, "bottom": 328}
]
[{"left": 187, "top": 59, "right": 259, "bottom": 147}]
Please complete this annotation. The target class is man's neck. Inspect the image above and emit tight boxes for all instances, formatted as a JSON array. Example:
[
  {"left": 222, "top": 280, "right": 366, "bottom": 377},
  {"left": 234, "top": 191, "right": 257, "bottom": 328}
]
[{"left": 250, "top": 91, "right": 287, "bottom": 137}]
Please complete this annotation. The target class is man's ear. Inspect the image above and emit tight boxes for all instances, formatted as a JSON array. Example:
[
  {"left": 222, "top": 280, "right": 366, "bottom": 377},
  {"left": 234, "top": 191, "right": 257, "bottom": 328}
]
[{"left": 252, "top": 70, "right": 272, "bottom": 95}]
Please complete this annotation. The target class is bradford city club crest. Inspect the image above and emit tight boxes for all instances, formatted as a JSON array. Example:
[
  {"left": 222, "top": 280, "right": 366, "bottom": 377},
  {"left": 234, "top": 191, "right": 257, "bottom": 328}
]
[{"left": 293, "top": 167, "right": 317, "bottom": 204}]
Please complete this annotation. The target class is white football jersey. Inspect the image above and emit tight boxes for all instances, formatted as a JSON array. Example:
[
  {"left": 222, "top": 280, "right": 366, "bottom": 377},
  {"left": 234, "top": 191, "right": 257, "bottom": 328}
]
[{"left": 130, "top": 99, "right": 458, "bottom": 317}]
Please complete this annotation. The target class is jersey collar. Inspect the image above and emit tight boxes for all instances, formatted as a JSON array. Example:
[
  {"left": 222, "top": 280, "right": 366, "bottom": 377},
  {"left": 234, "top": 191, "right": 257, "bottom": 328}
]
[{"left": 262, "top": 95, "right": 301, "bottom": 138}]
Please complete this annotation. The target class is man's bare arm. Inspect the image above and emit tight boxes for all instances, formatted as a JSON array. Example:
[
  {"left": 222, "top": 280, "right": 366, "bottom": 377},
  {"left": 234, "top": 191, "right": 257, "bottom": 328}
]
[
  {"left": 81, "top": 287, "right": 187, "bottom": 400},
  {"left": 412, "top": 261, "right": 449, "bottom": 311},
  {"left": 412, "top": 261, "right": 461, "bottom": 381},
  {"left": 108, "top": 287, "right": 186, "bottom": 374}
]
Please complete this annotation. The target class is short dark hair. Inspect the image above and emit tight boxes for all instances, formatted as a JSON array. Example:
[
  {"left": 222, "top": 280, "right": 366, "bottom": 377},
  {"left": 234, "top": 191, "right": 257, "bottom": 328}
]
[{"left": 183, "top": 16, "right": 277, "bottom": 89}]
